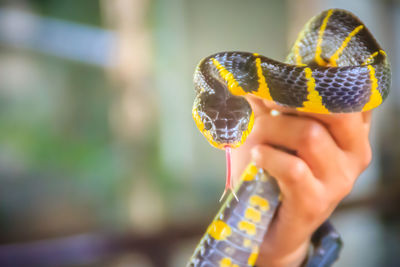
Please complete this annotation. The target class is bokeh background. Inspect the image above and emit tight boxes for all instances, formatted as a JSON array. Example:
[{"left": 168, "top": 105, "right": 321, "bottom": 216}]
[{"left": 0, "top": 0, "right": 399, "bottom": 266}]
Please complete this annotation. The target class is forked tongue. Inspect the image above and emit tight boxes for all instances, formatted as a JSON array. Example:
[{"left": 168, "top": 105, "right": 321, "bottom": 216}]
[{"left": 219, "top": 145, "right": 239, "bottom": 202}]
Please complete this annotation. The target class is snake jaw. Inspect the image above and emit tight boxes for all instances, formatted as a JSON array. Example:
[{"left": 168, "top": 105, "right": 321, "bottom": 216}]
[{"left": 219, "top": 145, "right": 239, "bottom": 202}]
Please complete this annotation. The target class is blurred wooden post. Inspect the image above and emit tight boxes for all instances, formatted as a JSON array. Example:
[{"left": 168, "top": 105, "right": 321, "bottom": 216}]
[
  {"left": 100, "top": 0, "right": 154, "bottom": 142},
  {"left": 100, "top": 0, "right": 166, "bottom": 237}
]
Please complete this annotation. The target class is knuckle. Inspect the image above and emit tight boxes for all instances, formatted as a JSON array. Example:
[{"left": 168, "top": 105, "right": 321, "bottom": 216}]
[
  {"left": 286, "top": 159, "right": 308, "bottom": 183},
  {"left": 299, "top": 122, "right": 324, "bottom": 147}
]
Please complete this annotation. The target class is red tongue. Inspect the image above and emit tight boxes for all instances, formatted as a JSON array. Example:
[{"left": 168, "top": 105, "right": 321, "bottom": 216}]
[{"left": 219, "top": 146, "right": 239, "bottom": 202}]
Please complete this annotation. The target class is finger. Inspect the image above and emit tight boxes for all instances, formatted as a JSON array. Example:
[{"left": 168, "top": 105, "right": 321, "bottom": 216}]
[
  {"left": 304, "top": 112, "right": 372, "bottom": 173},
  {"left": 251, "top": 144, "right": 316, "bottom": 198},
  {"left": 261, "top": 100, "right": 370, "bottom": 151},
  {"left": 251, "top": 112, "right": 342, "bottom": 178},
  {"left": 303, "top": 112, "right": 369, "bottom": 151}
]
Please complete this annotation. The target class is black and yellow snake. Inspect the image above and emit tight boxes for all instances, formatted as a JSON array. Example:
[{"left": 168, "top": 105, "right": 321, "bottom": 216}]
[{"left": 188, "top": 9, "right": 391, "bottom": 267}]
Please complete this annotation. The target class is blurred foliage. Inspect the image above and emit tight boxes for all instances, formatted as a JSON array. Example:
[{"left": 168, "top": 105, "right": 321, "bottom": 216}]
[
  {"left": 0, "top": 47, "right": 127, "bottom": 240},
  {"left": 32, "top": 0, "right": 102, "bottom": 26}
]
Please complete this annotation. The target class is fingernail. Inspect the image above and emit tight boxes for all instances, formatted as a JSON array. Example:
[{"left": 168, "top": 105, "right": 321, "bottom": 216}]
[{"left": 270, "top": 109, "right": 281, "bottom": 116}]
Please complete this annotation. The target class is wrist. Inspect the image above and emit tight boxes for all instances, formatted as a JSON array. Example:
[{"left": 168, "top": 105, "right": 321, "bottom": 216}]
[{"left": 256, "top": 239, "right": 310, "bottom": 267}]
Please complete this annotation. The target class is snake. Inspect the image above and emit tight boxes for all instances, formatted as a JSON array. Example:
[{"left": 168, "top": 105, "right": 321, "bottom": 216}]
[{"left": 188, "top": 9, "right": 391, "bottom": 267}]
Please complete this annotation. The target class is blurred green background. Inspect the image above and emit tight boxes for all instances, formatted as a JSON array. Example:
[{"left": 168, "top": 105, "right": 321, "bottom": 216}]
[{"left": 0, "top": 0, "right": 399, "bottom": 266}]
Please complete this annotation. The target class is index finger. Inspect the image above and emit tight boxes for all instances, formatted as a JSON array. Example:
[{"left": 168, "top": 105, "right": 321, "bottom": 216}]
[
  {"left": 301, "top": 111, "right": 371, "bottom": 151},
  {"left": 257, "top": 99, "right": 371, "bottom": 151}
]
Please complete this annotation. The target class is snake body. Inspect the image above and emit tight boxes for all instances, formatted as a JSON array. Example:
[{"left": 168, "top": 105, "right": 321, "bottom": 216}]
[{"left": 189, "top": 9, "right": 391, "bottom": 267}]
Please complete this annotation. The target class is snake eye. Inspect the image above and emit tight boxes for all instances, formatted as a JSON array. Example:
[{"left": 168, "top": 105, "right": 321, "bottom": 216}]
[{"left": 204, "top": 121, "right": 212, "bottom": 130}]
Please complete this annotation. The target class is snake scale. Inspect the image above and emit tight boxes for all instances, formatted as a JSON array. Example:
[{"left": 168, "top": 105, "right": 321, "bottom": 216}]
[{"left": 188, "top": 9, "right": 391, "bottom": 267}]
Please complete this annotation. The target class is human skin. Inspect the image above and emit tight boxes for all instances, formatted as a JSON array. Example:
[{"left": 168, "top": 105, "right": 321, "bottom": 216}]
[{"left": 231, "top": 96, "right": 373, "bottom": 267}]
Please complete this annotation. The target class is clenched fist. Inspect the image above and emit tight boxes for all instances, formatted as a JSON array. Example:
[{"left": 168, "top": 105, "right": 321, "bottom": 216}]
[{"left": 231, "top": 96, "right": 372, "bottom": 267}]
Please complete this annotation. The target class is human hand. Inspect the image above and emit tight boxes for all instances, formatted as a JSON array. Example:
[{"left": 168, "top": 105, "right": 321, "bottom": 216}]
[{"left": 231, "top": 96, "right": 372, "bottom": 267}]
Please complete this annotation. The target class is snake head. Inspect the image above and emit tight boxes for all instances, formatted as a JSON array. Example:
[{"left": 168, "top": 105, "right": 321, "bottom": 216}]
[{"left": 192, "top": 89, "right": 254, "bottom": 150}]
